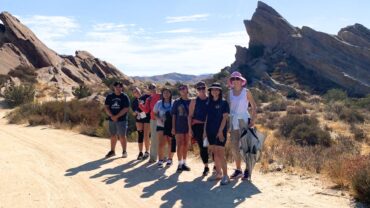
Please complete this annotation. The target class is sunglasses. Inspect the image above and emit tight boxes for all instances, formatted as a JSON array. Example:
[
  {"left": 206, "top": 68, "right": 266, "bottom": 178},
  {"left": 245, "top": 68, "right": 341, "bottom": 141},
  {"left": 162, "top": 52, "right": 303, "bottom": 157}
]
[
  {"left": 230, "top": 77, "right": 241, "bottom": 81},
  {"left": 196, "top": 87, "right": 206, "bottom": 91},
  {"left": 149, "top": 87, "right": 156, "bottom": 90},
  {"left": 114, "top": 85, "right": 123, "bottom": 88},
  {"left": 179, "top": 87, "right": 187, "bottom": 91}
]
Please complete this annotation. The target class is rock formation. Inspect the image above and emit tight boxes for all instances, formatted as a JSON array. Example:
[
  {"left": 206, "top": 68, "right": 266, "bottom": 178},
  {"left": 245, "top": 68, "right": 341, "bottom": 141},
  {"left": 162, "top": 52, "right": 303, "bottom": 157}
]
[
  {"left": 0, "top": 11, "right": 133, "bottom": 96},
  {"left": 230, "top": 1, "right": 370, "bottom": 96}
]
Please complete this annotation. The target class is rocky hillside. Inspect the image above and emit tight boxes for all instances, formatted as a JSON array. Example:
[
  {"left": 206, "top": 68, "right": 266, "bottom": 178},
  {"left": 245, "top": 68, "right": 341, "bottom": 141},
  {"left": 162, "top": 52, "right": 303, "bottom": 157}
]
[
  {"left": 133, "top": 73, "right": 212, "bottom": 85},
  {"left": 0, "top": 12, "right": 133, "bottom": 96},
  {"left": 229, "top": 1, "right": 370, "bottom": 96}
]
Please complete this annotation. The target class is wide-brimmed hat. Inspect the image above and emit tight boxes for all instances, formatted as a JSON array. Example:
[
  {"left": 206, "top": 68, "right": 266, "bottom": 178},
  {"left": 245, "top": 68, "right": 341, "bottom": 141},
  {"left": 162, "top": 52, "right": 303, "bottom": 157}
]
[
  {"left": 148, "top": 83, "right": 157, "bottom": 90},
  {"left": 228, "top": 71, "right": 246, "bottom": 87},
  {"left": 208, "top": 82, "right": 222, "bottom": 91}
]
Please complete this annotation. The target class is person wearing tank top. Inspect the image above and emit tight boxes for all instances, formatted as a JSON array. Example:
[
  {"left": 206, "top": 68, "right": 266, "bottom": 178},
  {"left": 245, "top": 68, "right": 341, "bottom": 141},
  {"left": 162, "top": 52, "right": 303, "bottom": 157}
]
[
  {"left": 188, "top": 81, "right": 210, "bottom": 176},
  {"left": 228, "top": 71, "right": 257, "bottom": 181}
]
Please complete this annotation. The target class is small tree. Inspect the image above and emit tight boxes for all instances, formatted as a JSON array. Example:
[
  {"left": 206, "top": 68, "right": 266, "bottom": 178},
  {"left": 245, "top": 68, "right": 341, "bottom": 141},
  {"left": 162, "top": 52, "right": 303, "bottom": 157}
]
[
  {"left": 2, "top": 84, "right": 35, "bottom": 107},
  {"left": 72, "top": 85, "right": 92, "bottom": 99}
]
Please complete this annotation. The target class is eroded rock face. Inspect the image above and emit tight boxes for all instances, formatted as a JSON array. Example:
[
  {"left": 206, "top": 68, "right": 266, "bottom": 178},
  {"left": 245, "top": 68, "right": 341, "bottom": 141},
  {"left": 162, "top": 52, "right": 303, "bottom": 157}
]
[
  {"left": 231, "top": 1, "right": 370, "bottom": 96},
  {"left": 0, "top": 11, "right": 133, "bottom": 96}
]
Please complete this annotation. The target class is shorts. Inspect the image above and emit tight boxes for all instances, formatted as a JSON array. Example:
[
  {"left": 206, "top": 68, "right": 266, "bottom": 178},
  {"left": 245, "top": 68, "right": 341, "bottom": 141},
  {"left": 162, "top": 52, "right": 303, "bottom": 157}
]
[
  {"left": 136, "top": 116, "right": 150, "bottom": 123},
  {"left": 109, "top": 120, "right": 128, "bottom": 137},
  {"left": 207, "top": 131, "right": 227, "bottom": 147},
  {"left": 156, "top": 126, "right": 172, "bottom": 137}
]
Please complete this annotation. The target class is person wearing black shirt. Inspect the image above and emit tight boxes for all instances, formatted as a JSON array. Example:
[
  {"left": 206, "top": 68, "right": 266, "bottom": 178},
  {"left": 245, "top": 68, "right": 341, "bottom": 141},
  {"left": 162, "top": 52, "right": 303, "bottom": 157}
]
[
  {"left": 104, "top": 81, "right": 130, "bottom": 158},
  {"left": 131, "top": 87, "right": 151, "bottom": 160},
  {"left": 204, "top": 83, "right": 230, "bottom": 185}
]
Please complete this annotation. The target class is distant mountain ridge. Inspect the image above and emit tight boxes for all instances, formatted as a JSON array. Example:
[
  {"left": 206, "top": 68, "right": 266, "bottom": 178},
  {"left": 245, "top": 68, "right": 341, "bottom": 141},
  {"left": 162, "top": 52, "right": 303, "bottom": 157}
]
[{"left": 133, "top": 73, "right": 212, "bottom": 84}]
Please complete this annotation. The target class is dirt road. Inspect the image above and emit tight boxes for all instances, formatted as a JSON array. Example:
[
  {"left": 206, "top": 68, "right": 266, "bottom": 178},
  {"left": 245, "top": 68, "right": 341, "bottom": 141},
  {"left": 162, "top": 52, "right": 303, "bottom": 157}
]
[{"left": 0, "top": 109, "right": 355, "bottom": 208}]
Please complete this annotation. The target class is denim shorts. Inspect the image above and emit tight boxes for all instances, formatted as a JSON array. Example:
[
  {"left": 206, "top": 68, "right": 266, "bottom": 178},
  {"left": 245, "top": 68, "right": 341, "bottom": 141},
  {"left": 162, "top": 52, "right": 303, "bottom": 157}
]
[{"left": 109, "top": 120, "right": 128, "bottom": 137}]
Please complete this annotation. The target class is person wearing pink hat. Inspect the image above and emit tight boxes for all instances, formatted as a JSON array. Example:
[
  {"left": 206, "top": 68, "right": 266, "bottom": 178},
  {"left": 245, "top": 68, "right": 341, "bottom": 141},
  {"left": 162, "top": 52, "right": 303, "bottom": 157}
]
[{"left": 228, "top": 71, "right": 257, "bottom": 181}]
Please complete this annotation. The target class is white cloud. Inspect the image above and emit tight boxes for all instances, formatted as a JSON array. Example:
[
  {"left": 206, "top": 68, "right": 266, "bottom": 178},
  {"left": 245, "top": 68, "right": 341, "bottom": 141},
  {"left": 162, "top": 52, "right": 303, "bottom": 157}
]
[
  {"left": 18, "top": 15, "right": 79, "bottom": 41},
  {"left": 165, "top": 14, "right": 209, "bottom": 23},
  {"left": 19, "top": 15, "right": 249, "bottom": 76}
]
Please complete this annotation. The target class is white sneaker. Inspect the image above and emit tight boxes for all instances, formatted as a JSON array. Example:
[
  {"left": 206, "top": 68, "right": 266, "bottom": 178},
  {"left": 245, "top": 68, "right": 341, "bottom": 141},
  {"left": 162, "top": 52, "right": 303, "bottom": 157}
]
[{"left": 122, "top": 151, "right": 128, "bottom": 158}]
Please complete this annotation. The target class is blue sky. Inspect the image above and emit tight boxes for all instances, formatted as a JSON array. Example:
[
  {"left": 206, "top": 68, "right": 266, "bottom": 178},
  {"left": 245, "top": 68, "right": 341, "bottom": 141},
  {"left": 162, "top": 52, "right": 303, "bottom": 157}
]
[{"left": 1, "top": 0, "right": 370, "bottom": 76}]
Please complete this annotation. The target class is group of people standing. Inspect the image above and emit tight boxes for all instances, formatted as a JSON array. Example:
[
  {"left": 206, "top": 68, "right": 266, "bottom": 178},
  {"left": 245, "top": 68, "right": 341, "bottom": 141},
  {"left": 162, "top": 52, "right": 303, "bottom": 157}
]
[{"left": 104, "top": 71, "right": 257, "bottom": 185}]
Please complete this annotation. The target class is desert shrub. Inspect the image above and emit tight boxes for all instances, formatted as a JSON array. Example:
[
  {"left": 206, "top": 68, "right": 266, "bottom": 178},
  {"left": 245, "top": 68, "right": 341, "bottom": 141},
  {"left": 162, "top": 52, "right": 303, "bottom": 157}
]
[
  {"left": 350, "top": 125, "right": 367, "bottom": 142},
  {"left": 279, "top": 114, "right": 318, "bottom": 138},
  {"left": 287, "top": 105, "right": 307, "bottom": 115},
  {"left": 28, "top": 115, "right": 49, "bottom": 126},
  {"left": 290, "top": 123, "right": 331, "bottom": 147},
  {"left": 2, "top": 84, "right": 35, "bottom": 107},
  {"left": 72, "top": 85, "right": 92, "bottom": 99},
  {"left": 338, "top": 108, "right": 365, "bottom": 123},
  {"left": 351, "top": 158, "right": 370, "bottom": 204},
  {"left": 264, "top": 99, "right": 288, "bottom": 112},
  {"left": 7, "top": 65, "right": 37, "bottom": 84},
  {"left": 324, "top": 89, "right": 348, "bottom": 102},
  {"left": 286, "top": 88, "right": 299, "bottom": 99},
  {"left": 0, "top": 74, "right": 10, "bottom": 87},
  {"left": 351, "top": 94, "right": 370, "bottom": 111}
]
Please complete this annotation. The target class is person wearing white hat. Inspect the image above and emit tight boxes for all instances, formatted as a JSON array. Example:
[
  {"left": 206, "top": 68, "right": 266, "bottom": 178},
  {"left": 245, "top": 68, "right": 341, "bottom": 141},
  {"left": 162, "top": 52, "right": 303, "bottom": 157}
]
[{"left": 228, "top": 71, "right": 257, "bottom": 181}]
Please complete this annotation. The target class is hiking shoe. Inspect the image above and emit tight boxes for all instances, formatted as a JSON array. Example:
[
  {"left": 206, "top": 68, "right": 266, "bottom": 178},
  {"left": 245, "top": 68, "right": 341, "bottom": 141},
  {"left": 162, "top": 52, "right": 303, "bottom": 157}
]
[
  {"left": 208, "top": 173, "right": 222, "bottom": 181},
  {"left": 182, "top": 164, "right": 191, "bottom": 171},
  {"left": 143, "top": 151, "right": 149, "bottom": 159},
  {"left": 148, "top": 158, "right": 156, "bottom": 164},
  {"left": 176, "top": 165, "right": 183, "bottom": 173},
  {"left": 220, "top": 176, "right": 230, "bottom": 185},
  {"left": 122, "top": 151, "right": 128, "bottom": 158},
  {"left": 230, "top": 169, "right": 243, "bottom": 179},
  {"left": 157, "top": 160, "right": 164, "bottom": 168},
  {"left": 242, "top": 169, "right": 250, "bottom": 181},
  {"left": 202, "top": 166, "right": 210, "bottom": 176},
  {"left": 166, "top": 159, "right": 173, "bottom": 167},
  {"left": 137, "top": 152, "right": 144, "bottom": 160},
  {"left": 105, "top": 150, "right": 115, "bottom": 158}
]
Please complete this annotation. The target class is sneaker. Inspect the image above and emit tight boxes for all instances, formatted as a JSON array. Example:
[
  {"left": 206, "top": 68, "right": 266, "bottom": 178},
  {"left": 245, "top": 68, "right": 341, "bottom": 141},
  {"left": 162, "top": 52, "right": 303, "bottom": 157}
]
[
  {"left": 241, "top": 169, "right": 250, "bottom": 181},
  {"left": 230, "top": 169, "right": 243, "bottom": 179},
  {"left": 212, "top": 166, "right": 217, "bottom": 174},
  {"left": 122, "top": 151, "right": 128, "bottom": 158},
  {"left": 143, "top": 151, "right": 149, "bottom": 159},
  {"left": 208, "top": 173, "right": 222, "bottom": 181},
  {"left": 166, "top": 159, "right": 173, "bottom": 167},
  {"left": 157, "top": 160, "right": 164, "bottom": 168},
  {"left": 220, "top": 176, "right": 230, "bottom": 185},
  {"left": 137, "top": 152, "right": 144, "bottom": 160},
  {"left": 148, "top": 158, "right": 156, "bottom": 164},
  {"left": 202, "top": 166, "right": 210, "bottom": 176},
  {"left": 182, "top": 164, "right": 191, "bottom": 171},
  {"left": 176, "top": 165, "right": 183, "bottom": 173},
  {"left": 105, "top": 150, "right": 115, "bottom": 158}
]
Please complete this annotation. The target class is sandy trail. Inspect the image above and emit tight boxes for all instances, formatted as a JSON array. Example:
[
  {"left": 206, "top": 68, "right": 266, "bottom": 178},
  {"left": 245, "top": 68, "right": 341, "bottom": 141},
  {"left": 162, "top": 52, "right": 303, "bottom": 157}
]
[{"left": 0, "top": 108, "right": 355, "bottom": 208}]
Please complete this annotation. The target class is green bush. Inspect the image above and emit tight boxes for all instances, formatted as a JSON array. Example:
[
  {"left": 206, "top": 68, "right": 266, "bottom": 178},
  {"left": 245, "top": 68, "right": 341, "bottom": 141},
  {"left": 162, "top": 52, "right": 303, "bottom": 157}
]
[
  {"left": 323, "top": 89, "right": 348, "bottom": 102},
  {"left": 351, "top": 160, "right": 370, "bottom": 204},
  {"left": 279, "top": 114, "right": 331, "bottom": 147},
  {"left": 2, "top": 84, "right": 35, "bottom": 107},
  {"left": 290, "top": 123, "right": 331, "bottom": 147},
  {"left": 264, "top": 99, "right": 288, "bottom": 112},
  {"left": 72, "top": 85, "right": 92, "bottom": 99}
]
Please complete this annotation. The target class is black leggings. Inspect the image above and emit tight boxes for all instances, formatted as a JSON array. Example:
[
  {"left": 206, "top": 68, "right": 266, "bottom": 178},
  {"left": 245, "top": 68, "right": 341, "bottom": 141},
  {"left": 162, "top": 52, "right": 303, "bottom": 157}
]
[{"left": 192, "top": 123, "right": 208, "bottom": 164}]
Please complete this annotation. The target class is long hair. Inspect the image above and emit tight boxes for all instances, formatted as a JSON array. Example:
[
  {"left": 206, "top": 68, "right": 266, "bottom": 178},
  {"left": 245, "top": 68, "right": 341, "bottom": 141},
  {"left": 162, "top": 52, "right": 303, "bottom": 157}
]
[
  {"left": 208, "top": 89, "right": 223, "bottom": 102},
  {"left": 161, "top": 88, "right": 172, "bottom": 108}
]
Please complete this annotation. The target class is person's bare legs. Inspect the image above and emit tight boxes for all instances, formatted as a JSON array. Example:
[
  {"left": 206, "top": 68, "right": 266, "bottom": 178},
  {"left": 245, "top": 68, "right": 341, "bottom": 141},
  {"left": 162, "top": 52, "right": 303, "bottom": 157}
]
[
  {"left": 110, "top": 136, "right": 118, "bottom": 151},
  {"left": 176, "top": 134, "right": 183, "bottom": 163},
  {"left": 157, "top": 131, "right": 165, "bottom": 161},
  {"left": 217, "top": 146, "right": 228, "bottom": 177},
  {"left": 181, "top": 133, "right": 189, "bottom": 161},
  {"left": 143, "top": 123, "right": 150, "bottom": 152},
  {"left": 213, "top": 146, "right": 222, "bottom": 178},
  {"left": 119, "top": 135, "right": 127, "bottom": 152},
  {"left": 231, "top": 130, "right": 242, "bottom": 171},
  {"left": 136, "top": 122, "right": 144, "bottom": 152}
]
